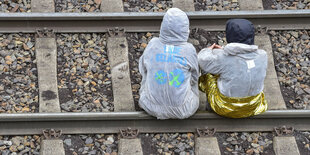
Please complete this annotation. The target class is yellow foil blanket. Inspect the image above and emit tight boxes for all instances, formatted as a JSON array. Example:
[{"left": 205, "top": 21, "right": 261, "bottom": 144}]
[{"left": 199, "top": 74, "right": 267, "bottom": 118}]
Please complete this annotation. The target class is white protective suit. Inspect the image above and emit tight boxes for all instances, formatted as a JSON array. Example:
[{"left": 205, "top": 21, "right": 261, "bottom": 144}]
[
  {"left": 138, "top": 8, "right": 199, "bottom": 119},
  {"left": 198, "top": 43, "right": 268, "bottom": 98}
]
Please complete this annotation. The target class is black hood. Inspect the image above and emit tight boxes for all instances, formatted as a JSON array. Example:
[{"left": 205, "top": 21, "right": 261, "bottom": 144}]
[{"left": 226, "top": 19, "right": 255, "bottom": 45}]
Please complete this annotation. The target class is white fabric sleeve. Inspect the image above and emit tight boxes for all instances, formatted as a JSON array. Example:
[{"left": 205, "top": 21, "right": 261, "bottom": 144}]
[{"left": 198, "top": 48, "right": 223, "bottom": 74}]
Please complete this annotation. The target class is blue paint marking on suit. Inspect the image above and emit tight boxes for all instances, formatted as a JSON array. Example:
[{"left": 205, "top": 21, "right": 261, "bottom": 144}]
[{"left": 155, "top": 70, "right": 168, "bottom": 84}]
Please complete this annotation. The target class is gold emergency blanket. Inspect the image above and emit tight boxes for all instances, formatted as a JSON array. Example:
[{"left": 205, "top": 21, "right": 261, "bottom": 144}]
[{"left": 199, "top": 74, "right": 267, "bottom": 118}]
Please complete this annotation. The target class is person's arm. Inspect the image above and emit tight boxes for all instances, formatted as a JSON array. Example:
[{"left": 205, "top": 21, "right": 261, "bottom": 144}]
[
  {"left": 198, "top": 44, "right": 223, "bottom": 74},
  {"left": 190, "top": 51, "right": 199, "bottom": 86},
  {"left": 139, "top": 39, "right": 156, "bottom": 77},
  {"left": 138, "top": 54, "right": 147, "bottom": 77}
]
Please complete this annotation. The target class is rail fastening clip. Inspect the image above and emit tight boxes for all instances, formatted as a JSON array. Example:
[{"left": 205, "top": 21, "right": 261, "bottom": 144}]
[
  {"left": 119, "top": 127, "right": 139, "bottom": 139},
  {"left": 108, "top": 27, "right": 125, "bottom": 37},
  {"left": 36, "top": 28, "right": 55, "bottom": 38},
  {"left": 196, "top": 127, "right": 216, "bottom": 137},
  {"left": 42, "top": 129, "right": 62, "bottom": 140},
  {"left": 274, "top": 126, "right": 294, "bottom": 136}
]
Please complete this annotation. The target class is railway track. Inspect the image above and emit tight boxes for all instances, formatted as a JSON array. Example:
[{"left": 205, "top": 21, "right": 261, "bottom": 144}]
[
  {"left": 0, "top": 10, "right": 310, "bottom": 33},
  {"left": 0, "top": 0, "right": 309, "bottom": 154},
  {"left": 1, "top": 110, "right": 310, "bottom": 135}
]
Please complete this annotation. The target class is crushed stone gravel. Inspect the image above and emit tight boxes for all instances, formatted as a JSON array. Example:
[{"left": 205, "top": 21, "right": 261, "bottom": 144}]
[
  {"left": 123, "top": 0, "right": 172, "bottom": 12},
  {"left": 263, "top": 0, "right": 310, "bottom": 10},
  {"left": 269, "top": 30, "right": 310, "bottom": 109},
  {"left": 0, "top": 33, "right": 38, "bottom": 113},
  {"left": 55, "top": 0, "right": 101, "bottom": 12},
  {"left": 0, "top": 0, "right": 31, "bottom": 12},
  {"left": 0, "top": 135, "right": 41, "bottom": 155},
  {"left": 194, "top": 0, "right": 240, "bottom": 11},
  {"left": 63, "top": 134, "right": 118, "bottom": 155},
  {"left": 57, "top": 33, "right": 113, "bottom": 112}
]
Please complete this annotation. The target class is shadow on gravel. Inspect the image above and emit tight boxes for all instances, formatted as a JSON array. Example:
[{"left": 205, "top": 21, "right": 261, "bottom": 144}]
[{"left": 262, "top": 0, "right": 275, "bottom": 10}]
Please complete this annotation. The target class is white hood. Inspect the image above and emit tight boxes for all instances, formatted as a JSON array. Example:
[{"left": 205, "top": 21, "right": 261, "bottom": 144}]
[{"left": 159, "top": 8, "right": 189, "bottom": 45}]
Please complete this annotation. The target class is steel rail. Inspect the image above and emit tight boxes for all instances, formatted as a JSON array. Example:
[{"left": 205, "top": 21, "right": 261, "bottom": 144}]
[
  {"left": 0, "top": 10, "right": 309, "bottom": 33},
  {"left": 1, "top": 110, "right": 310, "bottom": 135}
]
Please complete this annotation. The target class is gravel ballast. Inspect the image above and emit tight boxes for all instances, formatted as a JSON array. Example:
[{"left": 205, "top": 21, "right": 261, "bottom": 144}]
[
  {"left": 0, "top": 135, "right": 41, "bottom": 155},
  {"left": 57, "top": 33, "right": 113, "bottom": 112},
  {"left": 269, "top": 30, "right": 310, "bottom": 109},
  {"left": 194, "top": 0, "right": 240, "bottom": 11},
  {"left": 189, "top": 28, "right": 226, "bottom": 52},
  {"left": 140, "top": 133, "right": 195, "bottom": 155},
  {"left": 216, "top": 132, "right": 275, "bottom": 155},
  {"left": 295, "top": 131, "right": 310, "bottom": 155},
  {"left": 263, "top": 0, "right": 310, "bottom": 10},
  {"left": 123, "top": 0, "right": 172, "bottom": 12},
  {"left": 0, "top": 0, "right": 31, "bottom": 12},
  {"left": 63, "top": 134, "right": 118, "bottom": 155},
  {"left": 55, "top": 0, "right": 102, "bottom": 12},
  {"left": 0, "top": 33, "right": 38, "bottom": 113}
]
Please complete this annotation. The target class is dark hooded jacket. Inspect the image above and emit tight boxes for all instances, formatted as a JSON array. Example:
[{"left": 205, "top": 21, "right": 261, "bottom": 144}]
[
  {"left": 138, "top": 8, "right": 199, "bottom": 119},
  {"left": 226, "top": 19, "right": 255, "bottom": 45},
  {"left": 198, "top": 19, "right": 268, "bottom": 97}
]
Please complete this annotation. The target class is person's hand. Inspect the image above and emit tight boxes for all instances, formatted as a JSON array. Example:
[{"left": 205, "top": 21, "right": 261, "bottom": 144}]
[
  {"left": 207, "top": 43, "right": 216, "bottom": 49},
  {"left": 207, "top": 43, "right": 222, "bottom": 49},
  {"left": 213, "top": 44, "right": 222, "bottom": 49}
]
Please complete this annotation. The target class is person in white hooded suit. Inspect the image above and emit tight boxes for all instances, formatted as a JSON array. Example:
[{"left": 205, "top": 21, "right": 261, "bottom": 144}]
[
  {"left": 138, "top": 8, "right": 199, "bottom": 119},
  {"left": 198, "top": 19, "right": 268, "bottom": 118}
]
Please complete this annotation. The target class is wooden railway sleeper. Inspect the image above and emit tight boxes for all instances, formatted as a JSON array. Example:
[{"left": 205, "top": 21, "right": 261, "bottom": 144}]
[
  {"left": 42, "top": 129, "right": 62, "bottom": 139},
  {"left": 119, "top": 127, "right": 139, "bottom": 139},
  {"left": 274, "top": 126, "right": 294, "bottom": 136},
  {"left": 108, "top": 27, "right": 125, "bottom": 37},
  {"left": 196, "top": 127, "right": 216, "bottom": 137},
  {"left": 36, "top": 28, "right": 55, "bottom": 38}
]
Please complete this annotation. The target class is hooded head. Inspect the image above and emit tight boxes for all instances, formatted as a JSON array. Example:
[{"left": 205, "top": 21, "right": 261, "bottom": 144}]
[
  {"left": 226, "top": 19, "right": 255, "bottom": 45},
  {"left": 159, "top": 8, "right": 189, "bottom": 45}
]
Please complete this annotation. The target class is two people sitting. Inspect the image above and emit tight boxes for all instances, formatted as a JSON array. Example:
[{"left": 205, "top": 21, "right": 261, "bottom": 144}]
[{"left": 138, "top": 8, "right": 268, "bottom": 119}]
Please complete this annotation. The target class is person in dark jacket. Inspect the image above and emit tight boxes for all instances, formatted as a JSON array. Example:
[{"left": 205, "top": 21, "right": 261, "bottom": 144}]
[{"left": 198, "top": 19, "right": 268, "bottom": 118}]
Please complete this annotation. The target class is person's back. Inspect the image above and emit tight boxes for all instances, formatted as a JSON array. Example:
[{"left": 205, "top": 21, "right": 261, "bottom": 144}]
[
  {"left": 201, "top": 43, "right": 267, "bottom": 97},
  {"left": 198, "top": 19, "right": 268, "bottom": 118},
  {"left": 139, "top": 8, "right": 199, "bottom": 119}
]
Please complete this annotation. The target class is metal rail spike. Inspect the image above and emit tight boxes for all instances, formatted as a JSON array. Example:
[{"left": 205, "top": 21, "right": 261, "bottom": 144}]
[
  {"left": 42, "top": 129, "right": 62, "bottom": 139},
  {"left": 120, "top": 127, "right": 139, "bottom": 139},
  {"left": 108, "top": 27, "right": 125, "bottom": 37},
  {"left": 274, "top": 126, "right": 294, "bottom": 136},
  {"left": 196, "top": 127, "right": 216, "bottom": 137},
  {"left": 36, "top": 28, "right": 55, "bottom": 38}
]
